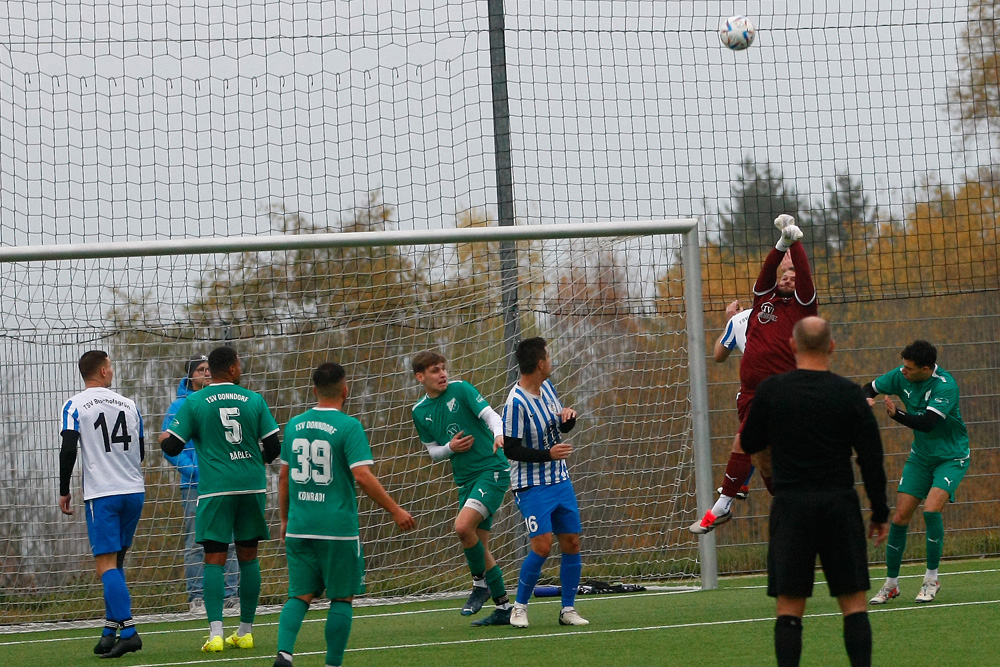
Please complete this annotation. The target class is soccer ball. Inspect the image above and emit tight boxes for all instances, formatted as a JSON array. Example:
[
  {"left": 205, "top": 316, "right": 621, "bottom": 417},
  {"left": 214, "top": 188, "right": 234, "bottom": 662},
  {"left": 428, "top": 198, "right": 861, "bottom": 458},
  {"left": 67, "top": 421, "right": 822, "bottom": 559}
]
[{"left": 719, "top": 16, "right": 755, "bottom": 51}]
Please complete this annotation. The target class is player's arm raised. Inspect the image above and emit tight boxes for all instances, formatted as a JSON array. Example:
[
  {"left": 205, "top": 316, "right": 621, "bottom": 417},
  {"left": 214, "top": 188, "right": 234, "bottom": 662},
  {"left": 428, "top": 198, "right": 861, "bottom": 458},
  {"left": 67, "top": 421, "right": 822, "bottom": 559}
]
[{"left": 352, "top": 465, "right": 415, "bottom": 531}]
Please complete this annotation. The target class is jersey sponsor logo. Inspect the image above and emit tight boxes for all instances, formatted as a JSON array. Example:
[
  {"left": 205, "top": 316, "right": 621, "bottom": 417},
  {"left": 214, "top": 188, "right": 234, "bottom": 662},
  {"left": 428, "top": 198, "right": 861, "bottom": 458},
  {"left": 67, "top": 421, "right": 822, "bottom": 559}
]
[
  {"left": 933, "top": 397, "right": 947, "bottom": 404},
  {"left": 757, "top": 302, "right": 777, "bottom": 324},
  {"left": 230, "top": 450, "right": 254, "bottom": 461},
  {"left": 297, "top": 490, "right": 326, "bottom": 502},
  {"left": 476, "top": 395, "right": 486, "bottom": 404},
  {"left": 447, "top": 398, "right": 458, "bottom": 412}
]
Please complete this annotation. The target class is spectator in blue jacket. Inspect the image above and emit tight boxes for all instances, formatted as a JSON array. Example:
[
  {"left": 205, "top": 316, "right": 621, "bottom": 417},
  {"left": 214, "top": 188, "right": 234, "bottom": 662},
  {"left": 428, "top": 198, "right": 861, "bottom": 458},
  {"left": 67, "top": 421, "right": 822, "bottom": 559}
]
[{"left": 162, "top": 354, "right": 239, "bottom": 613}]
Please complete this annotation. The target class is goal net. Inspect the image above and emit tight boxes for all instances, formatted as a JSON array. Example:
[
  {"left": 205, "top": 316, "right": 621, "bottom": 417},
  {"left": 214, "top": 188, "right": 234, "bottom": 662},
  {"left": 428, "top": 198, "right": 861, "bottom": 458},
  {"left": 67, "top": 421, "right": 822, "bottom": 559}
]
[{"left": 0, "top": 219, "right": 706, "bottom": 623}]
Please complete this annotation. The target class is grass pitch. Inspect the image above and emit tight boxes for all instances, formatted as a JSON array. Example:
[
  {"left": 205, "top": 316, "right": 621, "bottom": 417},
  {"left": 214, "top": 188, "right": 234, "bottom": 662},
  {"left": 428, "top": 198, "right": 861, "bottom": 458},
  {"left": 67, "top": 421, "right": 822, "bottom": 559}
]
[{"left": 2, "top": 559, "right": 997, "bottom": 666}]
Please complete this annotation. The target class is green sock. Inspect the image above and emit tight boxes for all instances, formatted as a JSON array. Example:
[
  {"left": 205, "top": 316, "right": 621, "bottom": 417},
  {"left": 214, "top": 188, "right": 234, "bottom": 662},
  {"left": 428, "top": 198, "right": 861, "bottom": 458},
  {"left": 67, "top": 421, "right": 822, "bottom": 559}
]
[
  {"left": 463, "top": 541, "right": 486, "bottom": 578},
  {"left": 923, "top": 511, "right": 943, "bottom": 571},
  {"left": 886, "top": 522, "right": 908, "bottom": 579},
  {"left": 325, "top": 601, "right": 353, "bottom": 667},
  {"left": 484, "top": 564, "right": 507, "bottom": 602},
  {"left": 204, "top": 564, "right": 225, "bottom": 623},
  {"left": 238, "top": 559, "right": 261, "bottom": 625},
  {"left": 277, "top": 597, "right": 309, "bottom": 656}
]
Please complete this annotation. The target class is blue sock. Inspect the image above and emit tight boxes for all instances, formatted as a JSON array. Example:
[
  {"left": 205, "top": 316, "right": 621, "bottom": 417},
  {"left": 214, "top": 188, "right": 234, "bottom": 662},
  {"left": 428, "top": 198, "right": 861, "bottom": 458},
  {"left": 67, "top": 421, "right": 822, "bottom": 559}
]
[
  {"left": 560, "top": 552, "right": 582, "bottom": 608},
  {"left": 516, "top": 551, "right": 547, "bottom": 605},
  {"left": 101, "top": 569, "right": 136, "bottom": 637}
]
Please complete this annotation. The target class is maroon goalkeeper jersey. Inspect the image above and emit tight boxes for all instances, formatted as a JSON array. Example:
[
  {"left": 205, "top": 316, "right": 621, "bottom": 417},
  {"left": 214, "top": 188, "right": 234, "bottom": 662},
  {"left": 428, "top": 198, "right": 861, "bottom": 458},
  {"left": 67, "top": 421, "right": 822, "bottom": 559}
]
[{"left": 739, "top": 244, "right": 818, "bottom": 392}]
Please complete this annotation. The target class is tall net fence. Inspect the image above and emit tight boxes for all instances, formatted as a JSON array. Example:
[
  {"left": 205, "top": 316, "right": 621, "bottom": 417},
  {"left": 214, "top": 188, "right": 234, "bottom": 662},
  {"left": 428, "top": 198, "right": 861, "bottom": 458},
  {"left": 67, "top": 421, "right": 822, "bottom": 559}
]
[
  {"left": 2, "top": 0, "right": 1000, "bottom": 622},
  {"left": 0, "top": 229, "right": 701, "bottom": 623}
]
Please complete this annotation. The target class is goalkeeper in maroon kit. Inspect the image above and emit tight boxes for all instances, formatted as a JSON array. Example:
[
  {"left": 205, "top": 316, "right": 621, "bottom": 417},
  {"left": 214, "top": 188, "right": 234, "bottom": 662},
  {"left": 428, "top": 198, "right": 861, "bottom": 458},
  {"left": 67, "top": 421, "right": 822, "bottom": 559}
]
[{"left": 690, "top": 215, "right": 818, "bottom": 534}]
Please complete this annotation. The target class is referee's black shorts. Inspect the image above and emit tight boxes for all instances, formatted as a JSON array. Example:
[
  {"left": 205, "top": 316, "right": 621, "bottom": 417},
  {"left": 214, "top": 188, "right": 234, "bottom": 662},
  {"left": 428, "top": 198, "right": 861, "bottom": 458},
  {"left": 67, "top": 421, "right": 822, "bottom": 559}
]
[{"left": 767, "top": 488, "right": 871, "bottom": 598}]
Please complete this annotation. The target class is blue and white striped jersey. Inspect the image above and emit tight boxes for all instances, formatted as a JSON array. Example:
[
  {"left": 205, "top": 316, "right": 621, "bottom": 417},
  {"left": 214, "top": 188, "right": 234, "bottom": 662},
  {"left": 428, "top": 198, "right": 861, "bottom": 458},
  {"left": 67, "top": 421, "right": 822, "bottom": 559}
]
[
  {"left": 503, "top": 379, "right": 570, "bottom": 490},
  {"left": 720, "top": 308, "right": 751, "bottom": 353}
]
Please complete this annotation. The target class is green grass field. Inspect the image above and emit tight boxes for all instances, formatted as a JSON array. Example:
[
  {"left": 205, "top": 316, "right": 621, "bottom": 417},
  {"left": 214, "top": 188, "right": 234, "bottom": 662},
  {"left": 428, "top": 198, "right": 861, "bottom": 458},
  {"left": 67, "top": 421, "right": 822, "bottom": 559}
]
[{"left": 3, "top": 560, "right": 998, "bottom": 666}]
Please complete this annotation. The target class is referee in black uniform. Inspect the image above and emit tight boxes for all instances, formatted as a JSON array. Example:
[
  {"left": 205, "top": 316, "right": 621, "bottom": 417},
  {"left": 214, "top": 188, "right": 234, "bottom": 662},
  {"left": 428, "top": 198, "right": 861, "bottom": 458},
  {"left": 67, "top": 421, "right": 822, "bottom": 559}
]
[{"left": 741, "top": 317, "right": 889, "bottom": 667}]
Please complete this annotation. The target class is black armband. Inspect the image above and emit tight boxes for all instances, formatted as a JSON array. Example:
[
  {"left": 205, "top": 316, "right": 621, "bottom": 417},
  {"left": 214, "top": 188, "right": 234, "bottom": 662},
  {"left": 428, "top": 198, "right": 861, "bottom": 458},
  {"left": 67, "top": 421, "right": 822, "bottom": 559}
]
[
  {"left": 139, "top": 436, "right": 146, "bottom": 462},
  {"left": 262, "top": 432, "right": 281, "bottom": 464},
  {"left": 890, "top": 409, "right": 942, "bottom": 433},
  {"left": 861, "top": 382, "right": 879, "bottom": 400},
  {"left": 59, "top": 430, "right": 79, "bottom": 496},
  {"left": 559, "top": 417, "right": 576, "bottom": 433},
  {"left": 503, "top": 436, "right": 553, "bottom": 463},
  {"left": 161, "top": 433, "right": 185, "bottom": 457}
]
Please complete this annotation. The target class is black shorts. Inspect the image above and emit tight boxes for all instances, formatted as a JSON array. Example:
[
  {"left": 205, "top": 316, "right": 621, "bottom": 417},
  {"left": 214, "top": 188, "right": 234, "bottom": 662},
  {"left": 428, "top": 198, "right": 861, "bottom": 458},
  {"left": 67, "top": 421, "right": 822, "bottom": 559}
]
[{"left": 767, "top": 489, "right": 871, "bottom": 598}]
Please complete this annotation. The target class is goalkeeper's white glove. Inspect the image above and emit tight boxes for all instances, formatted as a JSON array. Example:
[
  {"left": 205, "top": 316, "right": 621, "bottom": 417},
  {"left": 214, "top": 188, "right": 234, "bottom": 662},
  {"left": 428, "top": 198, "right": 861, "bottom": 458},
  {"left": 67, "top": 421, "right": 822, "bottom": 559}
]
[
  {"left": 773, "top": 214, "right": 796, "bottom": 231},
  {"left": 775, "top": 224, "right": 803, "bottom": 251}
]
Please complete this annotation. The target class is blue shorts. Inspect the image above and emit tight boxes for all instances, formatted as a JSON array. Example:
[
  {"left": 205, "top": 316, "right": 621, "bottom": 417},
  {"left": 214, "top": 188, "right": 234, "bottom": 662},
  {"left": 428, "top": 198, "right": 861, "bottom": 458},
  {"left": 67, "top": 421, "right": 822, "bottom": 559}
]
[
  {"left": 85, "top": 492, "right": 145, "bottom": 557},
  {"left": 513, "top": 480, "right": 581, "bottom": 537}
]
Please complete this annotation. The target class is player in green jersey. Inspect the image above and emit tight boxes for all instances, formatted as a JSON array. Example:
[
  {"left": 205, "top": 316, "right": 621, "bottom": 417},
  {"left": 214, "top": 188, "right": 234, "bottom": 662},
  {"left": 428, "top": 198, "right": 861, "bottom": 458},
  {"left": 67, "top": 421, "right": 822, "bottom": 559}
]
[
  {"left": 862, "top": 340, "right": 971, "bottom": 605},
  {"left": 411, "top": 351, "right": 513, "bottom": 626},
  {"left": 273, "top": 362, "right": 414, "bottom": 667},
  {"left": 160, "top": 346, "right": 281, "bottom": 652}
]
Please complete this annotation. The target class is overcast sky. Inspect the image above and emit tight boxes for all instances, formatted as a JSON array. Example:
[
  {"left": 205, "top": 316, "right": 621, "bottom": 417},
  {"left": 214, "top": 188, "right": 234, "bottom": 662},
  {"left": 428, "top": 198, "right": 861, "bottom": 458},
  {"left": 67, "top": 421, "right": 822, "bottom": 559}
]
[{"left": 0, "top": 0, "right": 983, "bottom": 254}]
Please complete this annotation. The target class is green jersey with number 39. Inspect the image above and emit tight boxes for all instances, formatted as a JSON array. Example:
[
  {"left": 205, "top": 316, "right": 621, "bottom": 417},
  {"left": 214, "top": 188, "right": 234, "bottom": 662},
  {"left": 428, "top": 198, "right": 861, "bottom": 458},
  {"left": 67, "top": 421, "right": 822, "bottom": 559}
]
[
  {"left": 281, "top": 407, "right": 374, "bottom": 538},
  {"left": 166, "top": 382, "right": 279, "bottom": 497}
]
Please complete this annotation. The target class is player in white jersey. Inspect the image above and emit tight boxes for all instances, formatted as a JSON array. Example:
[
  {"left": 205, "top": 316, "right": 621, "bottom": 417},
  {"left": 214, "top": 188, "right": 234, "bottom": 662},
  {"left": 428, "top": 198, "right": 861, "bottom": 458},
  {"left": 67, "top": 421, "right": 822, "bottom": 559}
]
[
  {"left": 59, "top": 350, "right": 146, "bottom": 659},
  {"left": 502, "top": 337, "right": 588, "bottom": 628},
  {"left": 715, "top": 302, "right": 751, "bottom": 361}
]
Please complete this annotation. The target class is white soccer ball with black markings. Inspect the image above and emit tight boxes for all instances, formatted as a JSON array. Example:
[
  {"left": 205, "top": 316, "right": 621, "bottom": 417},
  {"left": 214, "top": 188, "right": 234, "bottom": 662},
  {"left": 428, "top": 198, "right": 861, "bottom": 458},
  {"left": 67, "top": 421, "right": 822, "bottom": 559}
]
[{"left": 719, "top": 16, "right": 755, "bottom": 51}]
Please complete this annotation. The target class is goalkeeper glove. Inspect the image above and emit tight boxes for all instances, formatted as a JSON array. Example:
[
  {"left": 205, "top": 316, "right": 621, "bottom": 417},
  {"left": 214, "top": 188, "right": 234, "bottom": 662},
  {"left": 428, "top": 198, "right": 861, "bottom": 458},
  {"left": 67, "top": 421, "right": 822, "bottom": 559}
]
[
  {"left": 775, "top": 224, "right": 803, "bottom": 251},
  {"left": 773, "top": 214, "right": 796, "bottom": 231}
]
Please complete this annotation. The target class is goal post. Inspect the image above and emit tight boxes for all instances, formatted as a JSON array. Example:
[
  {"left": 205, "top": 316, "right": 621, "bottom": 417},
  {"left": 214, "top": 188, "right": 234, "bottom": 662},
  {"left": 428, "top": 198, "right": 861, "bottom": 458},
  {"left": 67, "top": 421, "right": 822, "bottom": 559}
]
[{"left": 0, "top": 218, "right": 716, "bottom": 624}]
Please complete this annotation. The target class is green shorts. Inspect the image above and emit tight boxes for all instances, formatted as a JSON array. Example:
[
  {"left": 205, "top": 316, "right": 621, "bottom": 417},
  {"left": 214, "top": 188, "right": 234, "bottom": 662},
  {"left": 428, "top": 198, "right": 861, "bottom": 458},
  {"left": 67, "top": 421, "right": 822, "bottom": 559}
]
[
  {"left": 195, "top": 493, "right": 270, "bottom": 544},
  {"left": 285, "top": 536, "right": 365, "bottom": 600},
  {"left": 898, "top": 454, "right": 970, "bottom": 502},
  {"left": 457, "top": 470, "right": 510, "bottom": 531}
]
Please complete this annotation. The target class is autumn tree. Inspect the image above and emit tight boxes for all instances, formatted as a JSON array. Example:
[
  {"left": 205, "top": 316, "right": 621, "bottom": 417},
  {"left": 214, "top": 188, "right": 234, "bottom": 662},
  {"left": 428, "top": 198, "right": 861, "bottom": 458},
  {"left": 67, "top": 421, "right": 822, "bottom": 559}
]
[{"left": 948, "top": 0, "right": 1000, "bottom": 148}]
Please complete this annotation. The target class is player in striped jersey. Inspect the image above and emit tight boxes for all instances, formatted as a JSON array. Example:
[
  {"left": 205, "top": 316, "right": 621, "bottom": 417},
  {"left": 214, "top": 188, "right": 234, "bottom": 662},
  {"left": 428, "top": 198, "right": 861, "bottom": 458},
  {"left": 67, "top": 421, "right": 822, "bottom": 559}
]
[
  {"left": 161, "top": 345, "right": 281, "bottom": 653},
  {"left": 503, "top": 337, "right": 588, "bottom": 628},
  {"left": 411, "top": 351, "right": 513, "bottom": 626},
  {"left": 59, "top": 350, "right": 146, "bottom": 658},
  {"left": 273, "top": 363, "right": 414, "bottom": 667}
]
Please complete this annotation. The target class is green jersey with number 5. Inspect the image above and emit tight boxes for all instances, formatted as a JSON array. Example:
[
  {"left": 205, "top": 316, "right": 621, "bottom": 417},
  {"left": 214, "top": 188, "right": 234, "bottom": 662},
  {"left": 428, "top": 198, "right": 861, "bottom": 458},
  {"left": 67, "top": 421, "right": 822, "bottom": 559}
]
[
  {"left": 281, "top": 407, "right": 374, "bottom": 538},
  {"left": 166, "top": 382, "right": 279, "bottom": 497}
]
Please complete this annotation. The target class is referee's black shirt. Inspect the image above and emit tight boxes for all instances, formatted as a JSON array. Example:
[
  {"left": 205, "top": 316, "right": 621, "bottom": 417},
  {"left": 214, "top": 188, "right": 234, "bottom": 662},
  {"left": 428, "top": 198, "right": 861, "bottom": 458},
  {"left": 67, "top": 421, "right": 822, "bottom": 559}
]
[{"left": 741, "top": 369, "right": 890, "bottom": 524}]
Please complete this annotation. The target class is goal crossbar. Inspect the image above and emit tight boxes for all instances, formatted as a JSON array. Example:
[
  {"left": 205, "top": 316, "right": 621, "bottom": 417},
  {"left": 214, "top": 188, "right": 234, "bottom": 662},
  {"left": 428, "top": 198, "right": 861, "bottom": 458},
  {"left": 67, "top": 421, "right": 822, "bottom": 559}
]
[{"left": 0, "top": 219, "right": 698, "bottom": 262}]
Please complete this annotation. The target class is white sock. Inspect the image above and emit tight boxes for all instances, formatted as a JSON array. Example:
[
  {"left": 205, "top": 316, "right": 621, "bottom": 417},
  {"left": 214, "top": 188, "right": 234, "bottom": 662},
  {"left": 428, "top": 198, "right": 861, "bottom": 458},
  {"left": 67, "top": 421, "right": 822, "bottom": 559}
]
[
  {"left": 561, "top": 606, "right": 575, "bottom": 612},
  {"left": 210, "top": 620, "right": 224, "bottom": 638},
  {"left": 238, "top": 622, "right": 253, "bottom": 636},
  {"left": 711, "top": 495, "right": 735, "bottom": 516},
  {"left": 472, "top": 578, "right": 488, "bottom": 588},
  {"left": 885, "top": 577, "right": 899, "bottom": 589},
  {"left": 924, "top": 569, "right": 938, "bottom": 582}
]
